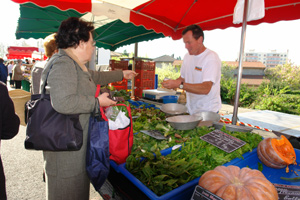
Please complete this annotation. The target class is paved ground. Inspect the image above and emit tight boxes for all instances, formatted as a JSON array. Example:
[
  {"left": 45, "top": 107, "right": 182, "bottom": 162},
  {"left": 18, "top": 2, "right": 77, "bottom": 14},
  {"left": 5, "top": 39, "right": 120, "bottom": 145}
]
[{"left": 1, "top": 125, "right": 103, "bottom": 200}]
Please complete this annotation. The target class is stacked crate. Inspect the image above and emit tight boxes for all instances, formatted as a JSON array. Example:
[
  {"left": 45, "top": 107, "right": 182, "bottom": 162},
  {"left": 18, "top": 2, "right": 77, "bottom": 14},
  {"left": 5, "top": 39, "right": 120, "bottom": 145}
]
[
  {"left": 109, "top": 60, "right": 128, "bottom": 91},
  {"left": 134, "top": 61, "right": 156, "bottom": 97}
]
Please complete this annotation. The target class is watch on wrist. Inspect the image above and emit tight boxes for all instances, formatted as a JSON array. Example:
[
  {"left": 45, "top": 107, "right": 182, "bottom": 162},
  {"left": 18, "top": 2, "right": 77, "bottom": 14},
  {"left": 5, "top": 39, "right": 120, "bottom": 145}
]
[{"left": 179, "top": 82, "right": 184, "bottom": 89}]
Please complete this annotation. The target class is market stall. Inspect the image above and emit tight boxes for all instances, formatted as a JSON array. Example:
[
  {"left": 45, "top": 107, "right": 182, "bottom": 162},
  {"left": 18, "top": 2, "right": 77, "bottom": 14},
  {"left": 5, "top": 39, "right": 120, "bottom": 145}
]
[
  {"left": 10, "top": 0, "right": 300, "bottom": 199},
  {"left": 6, "top": 46, "right": 46, "bottom": 92},
  {"left": 100, "top": 98, "right": 300, "bottom": 200}
]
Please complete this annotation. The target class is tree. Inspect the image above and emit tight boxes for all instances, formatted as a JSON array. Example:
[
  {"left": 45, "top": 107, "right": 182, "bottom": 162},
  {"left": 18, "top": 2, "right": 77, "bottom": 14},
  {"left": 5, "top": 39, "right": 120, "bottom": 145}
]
[
  {"left": 264, "top": 63, "right": 300, "bottom": 89},
  {"left": 156, "top": 63, "right": 180, "bottom": 88}
]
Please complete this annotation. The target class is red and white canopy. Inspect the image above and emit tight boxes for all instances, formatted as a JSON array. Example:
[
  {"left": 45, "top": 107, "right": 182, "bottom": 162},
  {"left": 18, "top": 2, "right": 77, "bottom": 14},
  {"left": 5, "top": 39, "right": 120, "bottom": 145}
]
[{"left": 11, "top": 0, "right": 300, "bottom": 40}]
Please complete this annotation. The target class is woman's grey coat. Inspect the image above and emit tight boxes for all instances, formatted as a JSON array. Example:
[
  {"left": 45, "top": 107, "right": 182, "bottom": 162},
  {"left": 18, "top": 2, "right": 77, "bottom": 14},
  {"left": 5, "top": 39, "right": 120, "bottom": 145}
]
[{"left": 40, "top": 49, "right": 123, "bottom": 199}]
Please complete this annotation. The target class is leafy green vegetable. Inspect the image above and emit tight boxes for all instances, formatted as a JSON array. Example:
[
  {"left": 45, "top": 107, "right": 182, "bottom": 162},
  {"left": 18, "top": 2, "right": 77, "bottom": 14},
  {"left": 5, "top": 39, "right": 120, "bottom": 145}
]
[
  {"left": 258, "top": 162, "right": 263, "bottom": 171},
  {"left": 280, "top": 177, "right": 300, "bottom": 182},
  {"left": 126, "top": 101, "right": 263, "bottom": 196},
  {"left": 127, "top": 127, "right": 263, "bottom": 196}
]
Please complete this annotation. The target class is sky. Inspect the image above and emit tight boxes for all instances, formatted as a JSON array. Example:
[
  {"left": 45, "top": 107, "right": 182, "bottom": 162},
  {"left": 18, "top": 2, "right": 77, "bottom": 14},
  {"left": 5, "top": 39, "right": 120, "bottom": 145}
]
[{"left": 1, "top": 0, "right": 300, "bottom": 65}]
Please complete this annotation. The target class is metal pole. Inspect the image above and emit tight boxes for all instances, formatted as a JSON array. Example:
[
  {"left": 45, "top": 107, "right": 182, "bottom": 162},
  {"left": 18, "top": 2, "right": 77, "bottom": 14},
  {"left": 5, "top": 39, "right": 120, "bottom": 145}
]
[
  {"left": 232, "top": 0, "right": 249, "bottom": 125},
  {"left": 131, "top": 42, "right": 138, "bottom": 99}
]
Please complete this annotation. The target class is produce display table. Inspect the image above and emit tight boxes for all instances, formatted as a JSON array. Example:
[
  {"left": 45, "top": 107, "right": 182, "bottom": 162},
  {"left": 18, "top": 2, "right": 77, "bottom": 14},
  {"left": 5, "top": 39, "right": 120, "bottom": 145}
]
[
  {"left": 108, "top": 149, "right": 300, "bottom": 200},
  {"left": 107, "top": 100, "right": 300, "bottom": 200}
]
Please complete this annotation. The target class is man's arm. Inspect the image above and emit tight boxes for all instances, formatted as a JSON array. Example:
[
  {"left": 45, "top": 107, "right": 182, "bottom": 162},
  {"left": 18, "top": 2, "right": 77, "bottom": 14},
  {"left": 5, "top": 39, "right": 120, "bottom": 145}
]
[{"left": 181, "top": 81, "right": 213, "bottom": 95}]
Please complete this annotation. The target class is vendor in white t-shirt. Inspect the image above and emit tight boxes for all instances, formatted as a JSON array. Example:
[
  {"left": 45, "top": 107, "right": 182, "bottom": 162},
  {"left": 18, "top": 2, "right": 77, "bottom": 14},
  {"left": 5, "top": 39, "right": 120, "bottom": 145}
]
[{"left": 162, "top": 24, "right": 221, "bottom": 115}]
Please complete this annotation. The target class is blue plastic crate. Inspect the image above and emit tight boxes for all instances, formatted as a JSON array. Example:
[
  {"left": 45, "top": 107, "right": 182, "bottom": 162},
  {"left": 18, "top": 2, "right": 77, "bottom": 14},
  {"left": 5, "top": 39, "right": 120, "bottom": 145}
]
[
  {"left": 128, "top": 99, "right": 156, "bottom": 109},
  {"left": 117, "top": 147, "right": 278, "bottom": 200},
  {"left": 161, "top": 95, "right": 178, "bottom": 104},
  {"left": 230, "top": 148, "right": 300, "bottom": 186}
]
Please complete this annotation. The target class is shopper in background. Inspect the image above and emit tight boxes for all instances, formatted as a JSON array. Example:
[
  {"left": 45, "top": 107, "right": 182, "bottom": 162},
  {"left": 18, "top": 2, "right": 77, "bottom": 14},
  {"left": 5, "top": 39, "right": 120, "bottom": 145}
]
[
  {"left": 7, "top": 60, "right": 15, "bottom": 87},
  {"left": 31, "top": 33, "right": 58, "bottom": 94},
  {"left": 0, "top": 81, "right": 20, "bottom": 200},
  {"left": 40, "top": 17, "right": 137, "bottom": 200},
  {"left": 162, "top": 24, "right": 221, "bottom": 115},
  {"left": 0, "top": 58, "right": 8, "bottom": 85},
  {"left": 12, "top": 59, "right": 23, "bottom": 89}
]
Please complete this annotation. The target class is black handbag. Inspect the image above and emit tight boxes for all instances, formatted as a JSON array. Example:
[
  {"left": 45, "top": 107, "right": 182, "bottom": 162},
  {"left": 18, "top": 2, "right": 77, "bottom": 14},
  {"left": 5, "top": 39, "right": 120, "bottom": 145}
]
[{"left": 25, "top": 59, "right": 83, "bottom": 151}]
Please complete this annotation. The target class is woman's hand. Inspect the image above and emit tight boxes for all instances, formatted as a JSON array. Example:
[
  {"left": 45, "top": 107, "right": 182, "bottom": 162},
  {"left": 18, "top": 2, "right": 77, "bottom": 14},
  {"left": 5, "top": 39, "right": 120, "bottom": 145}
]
[
  {"left": 97, "top": 92, "right": 117, "bottom": 107},
  {"left": 123, "top": 70, "right": 138, "bottom": 79}
]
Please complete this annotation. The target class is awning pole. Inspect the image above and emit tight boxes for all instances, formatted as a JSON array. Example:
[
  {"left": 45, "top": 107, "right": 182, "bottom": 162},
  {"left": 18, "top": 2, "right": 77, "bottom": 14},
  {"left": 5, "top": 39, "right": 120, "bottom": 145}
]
[
  {"left": 131, "top": 42, "right": 138, "bottom": 99},
  {"left": 232, "top": 0, "right": 249, "bottom": 125}
]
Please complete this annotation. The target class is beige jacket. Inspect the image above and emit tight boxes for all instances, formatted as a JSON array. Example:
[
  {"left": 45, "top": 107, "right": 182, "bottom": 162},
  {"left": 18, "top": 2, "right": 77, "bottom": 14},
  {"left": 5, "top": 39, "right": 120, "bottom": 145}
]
[{"left": 12, "top": 64, "right": 23, "bottom": 81}]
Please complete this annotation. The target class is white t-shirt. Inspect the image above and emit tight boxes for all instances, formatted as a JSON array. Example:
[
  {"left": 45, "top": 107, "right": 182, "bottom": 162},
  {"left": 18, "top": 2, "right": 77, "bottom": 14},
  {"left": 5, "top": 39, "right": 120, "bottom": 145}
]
[
  {"left": 181, "top": 49, "right": 222, "bottom": 115},
  {"left": 7, "top": 64, "right": 14, "bottom": 74}
]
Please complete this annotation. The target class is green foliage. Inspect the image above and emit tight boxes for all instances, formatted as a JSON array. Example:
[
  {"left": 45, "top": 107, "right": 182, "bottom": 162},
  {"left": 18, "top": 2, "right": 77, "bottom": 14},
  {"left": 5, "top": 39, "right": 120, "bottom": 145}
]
[
  {"left": 238, "top": 84, "right": 256, "bottom": 107},
  {"left": 256, "top": 80, "right": 290, "bottom": 96},
  {"left": 220, "top": 77, "right": 236, "bottom": 104},
  {"left": 250, "top": 94, "right": 300, "bottom": 115},
  {"left": 264, "top": 63, "right": 300, "bottom": 89},
  {"left": 286, "top": 90, "right": 300, "bottom": 95},
  {"left": 220, "top": 62, "right": 300, "bottom": 115},
  {"left": 221, "top": 62, "right": 235, "bottom": 80},
  {"left": 156, "top": 63, "right": 181, "bottom": 87}
]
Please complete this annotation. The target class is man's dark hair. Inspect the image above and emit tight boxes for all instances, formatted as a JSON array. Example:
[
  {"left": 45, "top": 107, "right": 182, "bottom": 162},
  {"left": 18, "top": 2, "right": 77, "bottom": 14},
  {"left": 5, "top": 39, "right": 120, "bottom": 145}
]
[
  {"left": 182, "top": 24, "right": 204, "bottom": 41},
  {"left": 56, "top": 17, "right": 94, "bottom": 49}
]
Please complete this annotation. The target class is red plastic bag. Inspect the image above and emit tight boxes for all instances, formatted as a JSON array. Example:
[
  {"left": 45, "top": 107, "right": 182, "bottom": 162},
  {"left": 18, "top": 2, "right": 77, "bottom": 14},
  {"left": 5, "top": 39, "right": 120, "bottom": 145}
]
[
  {"left": 100, "top": 103, "right": 133, "bottom": 164},
  {"left": 95, "top": 85, "right": 133, "bottom": 164}
]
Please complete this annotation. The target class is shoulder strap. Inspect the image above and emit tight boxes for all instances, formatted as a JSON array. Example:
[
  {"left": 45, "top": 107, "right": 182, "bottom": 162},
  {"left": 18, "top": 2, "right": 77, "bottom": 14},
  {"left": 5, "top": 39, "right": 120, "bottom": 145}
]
[{"left": 41, "top": 55, "right": 64, "bottom": 96}]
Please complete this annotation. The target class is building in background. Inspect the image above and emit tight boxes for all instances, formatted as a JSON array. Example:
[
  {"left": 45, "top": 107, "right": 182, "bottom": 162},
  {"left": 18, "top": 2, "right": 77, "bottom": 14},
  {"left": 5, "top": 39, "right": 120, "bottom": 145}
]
[
  {"left": 153, "top": 55, "right": 176, "bottom": 68},
  {"left": 244, "top": 50, "right": 289, "bottom": 68},
  {"left": 224, "top": 61, "right": 269, "bottom": 87}
]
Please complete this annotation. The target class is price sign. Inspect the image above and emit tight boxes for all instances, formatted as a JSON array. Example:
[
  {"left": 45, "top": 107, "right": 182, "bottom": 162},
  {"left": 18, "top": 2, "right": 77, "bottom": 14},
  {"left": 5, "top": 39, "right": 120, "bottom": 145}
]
[
  {"left": 274, "top": 183, "right": 300, "bottom": 200},
  {"left": 200, "top": 129, "right": 246, "bottom": 153},
  {"left": 191, "top": 185, "right": 223, "bottom": 200}
]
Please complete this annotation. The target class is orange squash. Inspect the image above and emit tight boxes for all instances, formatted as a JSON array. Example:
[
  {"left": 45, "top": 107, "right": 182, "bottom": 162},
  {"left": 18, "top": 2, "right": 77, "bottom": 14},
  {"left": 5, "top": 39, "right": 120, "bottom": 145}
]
[
  {"left": 257, "top": 135, "right": 296, "bottom": 169},
  {"left": 198, "top": 165, "right": 278, "bottom": 200}
]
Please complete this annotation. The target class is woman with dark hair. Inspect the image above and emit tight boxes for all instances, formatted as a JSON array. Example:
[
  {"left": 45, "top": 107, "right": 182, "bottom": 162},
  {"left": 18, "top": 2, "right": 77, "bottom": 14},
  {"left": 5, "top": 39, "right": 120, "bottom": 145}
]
[{"left": 39, "top": 17, "right": 137, "bottom": 200}]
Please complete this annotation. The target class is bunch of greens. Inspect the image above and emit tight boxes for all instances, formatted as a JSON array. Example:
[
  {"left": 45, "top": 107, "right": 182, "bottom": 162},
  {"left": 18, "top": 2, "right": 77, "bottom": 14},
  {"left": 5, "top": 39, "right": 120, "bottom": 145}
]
[
  {"left": 131, "top": 126, "right": 214, "bottom": 158},
  {"left": 126, "top": 128, "right": 263, "bottom": 196},
  {"left": 114, "top": 89, "right": 131, "bottom": 101},
  {"left": 131, "top": 107, "right": 167, "bottom": 133}
]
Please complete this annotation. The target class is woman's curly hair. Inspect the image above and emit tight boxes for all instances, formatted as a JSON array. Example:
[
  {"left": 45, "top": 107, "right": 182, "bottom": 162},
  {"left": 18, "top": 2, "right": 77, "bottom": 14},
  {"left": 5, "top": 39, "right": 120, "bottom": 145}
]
[
  {"left": 43, "top": 33, "right": 57, "bottom": 58},
  {"left": 56, "top": 17, "right": 94, "bottom": 49}
]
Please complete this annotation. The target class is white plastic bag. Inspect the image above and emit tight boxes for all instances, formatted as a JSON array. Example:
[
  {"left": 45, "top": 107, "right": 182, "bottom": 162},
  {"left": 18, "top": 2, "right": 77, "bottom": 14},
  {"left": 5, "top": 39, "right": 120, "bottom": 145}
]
[{"left": 105, "top": 107, "right": 130, "bottom": 130}]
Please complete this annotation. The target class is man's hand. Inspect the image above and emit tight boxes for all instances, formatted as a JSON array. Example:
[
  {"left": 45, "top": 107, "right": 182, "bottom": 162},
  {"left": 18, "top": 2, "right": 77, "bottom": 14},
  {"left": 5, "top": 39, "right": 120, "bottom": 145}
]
[{"left": 162, "top": 79, "right": 181, "bottom": 89}]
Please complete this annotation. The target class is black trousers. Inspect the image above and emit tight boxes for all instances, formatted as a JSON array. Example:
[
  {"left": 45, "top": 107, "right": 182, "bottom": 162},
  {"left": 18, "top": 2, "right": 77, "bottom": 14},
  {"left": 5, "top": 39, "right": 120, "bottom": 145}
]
[
  {"left": 9, "top": 73, "right": 14, "bottom": 85},
  {"left": 15, "top": 80, "right": 21, "bottom": 89}
]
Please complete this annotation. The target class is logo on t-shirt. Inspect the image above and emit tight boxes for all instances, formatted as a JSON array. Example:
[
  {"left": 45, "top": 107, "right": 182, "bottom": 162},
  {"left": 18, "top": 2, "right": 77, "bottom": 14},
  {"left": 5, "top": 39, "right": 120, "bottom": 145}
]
[{"left": 195, "top": 66, "right": 202, "bottom": 71}]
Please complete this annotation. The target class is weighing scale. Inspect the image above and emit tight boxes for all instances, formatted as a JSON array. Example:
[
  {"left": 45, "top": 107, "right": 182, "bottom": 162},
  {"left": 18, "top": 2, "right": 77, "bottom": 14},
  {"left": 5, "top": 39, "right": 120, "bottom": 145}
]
[{"left": 142, "top": 88, "right": 177, "bottom": 100}]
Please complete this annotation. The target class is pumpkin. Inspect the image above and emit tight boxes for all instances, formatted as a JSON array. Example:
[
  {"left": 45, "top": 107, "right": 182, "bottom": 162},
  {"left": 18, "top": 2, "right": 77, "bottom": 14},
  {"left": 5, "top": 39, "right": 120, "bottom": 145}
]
[
  {"left": 198, "top": 165, "right": 278, "bottom": 200},
  {"left": 257, "top": 135, "right": 296, "bottom": 169}
]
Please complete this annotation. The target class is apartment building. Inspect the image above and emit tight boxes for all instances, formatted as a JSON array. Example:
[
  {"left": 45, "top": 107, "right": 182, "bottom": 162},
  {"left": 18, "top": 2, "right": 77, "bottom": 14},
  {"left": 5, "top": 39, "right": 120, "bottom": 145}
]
[{"left": 244, "top": 50, "right": 289, "bottom": 68}]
